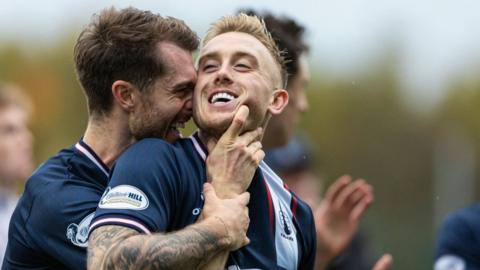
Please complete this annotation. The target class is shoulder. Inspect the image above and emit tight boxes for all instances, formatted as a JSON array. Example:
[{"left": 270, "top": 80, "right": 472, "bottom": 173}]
[
  {"left": 435, "top": 203, "right": 480, "bottom": 269},
  {"left": 118, "top": 138, "right": 188, "bottom": 165},
  {"left": 440, "top": 204, "right": 480, "bottom": 238}
]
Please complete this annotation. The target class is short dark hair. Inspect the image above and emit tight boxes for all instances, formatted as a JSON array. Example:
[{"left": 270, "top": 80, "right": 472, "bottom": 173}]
[
  {"left": 239, "top": 10, "right": 308, "bottom": 88},
  {"left": 74, "top": 7, "right": 199, "bottom": 116}
]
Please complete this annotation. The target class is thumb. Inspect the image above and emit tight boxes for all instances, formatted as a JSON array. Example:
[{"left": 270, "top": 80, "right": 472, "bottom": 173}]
[{"left": 220, "top": 105, "right": 249, "bottom": 142}]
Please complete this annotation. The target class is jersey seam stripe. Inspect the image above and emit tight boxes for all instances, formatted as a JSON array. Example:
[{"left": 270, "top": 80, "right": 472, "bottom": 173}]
[{"left": 263, "top": 177, "right": 275, "bottom": 232}]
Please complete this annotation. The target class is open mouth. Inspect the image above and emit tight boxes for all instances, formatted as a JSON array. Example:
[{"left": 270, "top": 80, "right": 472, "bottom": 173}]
[
  {"left": 208, "top": 91, "right": 238, "bottom": 104},
  {"left": 167, "top": 117, "right": 190, "bottom": 138}
]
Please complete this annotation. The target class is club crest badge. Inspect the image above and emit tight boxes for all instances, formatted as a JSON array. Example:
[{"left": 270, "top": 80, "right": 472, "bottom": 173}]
[{"left": 66, "top": 212, "right": 95, "bottom": 247}]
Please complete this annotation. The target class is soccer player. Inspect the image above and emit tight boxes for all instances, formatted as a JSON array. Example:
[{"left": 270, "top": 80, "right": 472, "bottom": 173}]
[
  {"left": 88, "top": 13, "right": 316, "bottom": 269},
  {"left": 434, "top": 204, "right": 480, "bottom": 270},
  {"left": 0, "top": 84, "right": 34, "bottom": 264},
  {"left": 3, "top": 7, "right": 258, "bottom": 270}
]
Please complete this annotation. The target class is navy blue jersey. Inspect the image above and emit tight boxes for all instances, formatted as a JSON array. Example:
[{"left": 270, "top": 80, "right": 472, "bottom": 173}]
[
  {"left": 434, "top": 203, "right": 480, "bottom": 270},
  {"left": 2, "top": 140, "right": 109, "bottom": 270},
  {"left": 91, "top": 133, "right": 316, "bottom": 270}
]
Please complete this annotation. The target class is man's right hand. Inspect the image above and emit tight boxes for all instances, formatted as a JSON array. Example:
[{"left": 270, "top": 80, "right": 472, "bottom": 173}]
[
  {"left": 200, "top": 182, "right": 251, "bottom": 251},
  {"left": 206, "top": 105, "right": 264, "bottom": 199}
]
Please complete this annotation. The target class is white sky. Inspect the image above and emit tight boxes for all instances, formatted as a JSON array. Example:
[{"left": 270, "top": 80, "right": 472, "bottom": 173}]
[{"left": 2, "top": 0, "right": 480, "bottom": 107}]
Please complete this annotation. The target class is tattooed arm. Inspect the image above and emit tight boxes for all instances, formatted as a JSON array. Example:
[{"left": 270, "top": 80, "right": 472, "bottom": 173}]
[
  {"left": 89, "top": 224, "right": 223, "bottom": 270},
  {"left": 88, "top": 183, "right": 250, "bottom": 270}
]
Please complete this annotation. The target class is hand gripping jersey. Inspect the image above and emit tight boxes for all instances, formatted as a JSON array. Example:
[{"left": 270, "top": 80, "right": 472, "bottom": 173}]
[
  {"left": 90, "top": 133, "right": 316, "bottom": 269},
  {"left": 2, "top": 140, "right": 109, "bottom": 270},
  {"left": 434, "top": 203, "right": 480, "bottom": 270}
]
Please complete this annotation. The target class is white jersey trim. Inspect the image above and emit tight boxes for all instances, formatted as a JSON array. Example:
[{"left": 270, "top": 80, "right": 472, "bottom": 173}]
[
  {"left": 90, "top": 217, "right": 151, "bottom": 234},
  {"left": 189, "top": 135, "right": 206, "bottom": 161},
  {"left": 260, "top": 161, "right": 299, "bottom": 270},
  {"left": 75, "top": 142, "right": 109, "bottom": 177}
]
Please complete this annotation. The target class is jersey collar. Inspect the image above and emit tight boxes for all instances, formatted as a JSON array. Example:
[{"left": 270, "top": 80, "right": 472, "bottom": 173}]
[
  {"left": 189, "top": 131, "right": 208, "bottom": 161},
  {"left": 74, "top": 139, "right": 109, "bottom": 177}
]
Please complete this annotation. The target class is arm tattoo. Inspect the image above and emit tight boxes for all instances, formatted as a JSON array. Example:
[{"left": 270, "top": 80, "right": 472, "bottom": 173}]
[
  {"left": 88, "top": 225, "right": 225, "bottom": 270},
  {"left": 88, "top": 225, "right": 138, "bottom": 269}
]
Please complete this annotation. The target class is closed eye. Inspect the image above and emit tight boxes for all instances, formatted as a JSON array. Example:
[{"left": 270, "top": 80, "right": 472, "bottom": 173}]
[
  {"left": 234, "top": 63, "right": 251, "bottom": 71},
  {"left": 203, "top": 64, "right": 219, "bottom": 73}
]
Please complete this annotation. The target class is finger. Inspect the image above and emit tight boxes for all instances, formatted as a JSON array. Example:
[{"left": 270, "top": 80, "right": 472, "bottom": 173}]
[
  {"left": 203, "top": 183, "right": 217, "bottom": 201},
  {"left": 333, "top": 179, "right": 367, "bottom": 209},
  {"left": 238, "top": 192, "right": 251, "bottom": 206},
  {"left": 238, "top": 127, "right": 263, "bottom": 146},
  {"left": 372, "top": 254, "right": 393, "bottom": 270},
  {"left": 346, "top": 184, "right": 372, "bottom": 208},
  {"left": 325, "top": 175, "right": 352, "bottom": 203},
  {"left": 253, "top": 149, "right": 265, "bottom": 165},
  {"left": 221, "top": 105, "right": 249, "bottom": 141},
  {"left": 259, "top": 113, "right": 271, "bottom": 141},
  {"left": 247, "top": 141, "right": 263, "bottom": 155},
  {"left": 350, "top": 195, "right": 373, "bottom": 222},
  {"left": 244, "top": 236, "right": 251, "bottom": 246}
]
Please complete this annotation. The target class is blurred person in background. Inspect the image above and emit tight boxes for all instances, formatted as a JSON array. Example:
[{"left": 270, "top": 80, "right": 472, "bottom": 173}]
[
  {"left": 266, "top": 136, "right": 390, "bottom": 270},
  {"left": 434, "top": 204, "right": 480, "bottom": 269},
  {"left": 242, "top": 9, "right": 393, "bottom": 270},
  {"left": 0, "top": 83, "right": 34, "bottom": 264}
]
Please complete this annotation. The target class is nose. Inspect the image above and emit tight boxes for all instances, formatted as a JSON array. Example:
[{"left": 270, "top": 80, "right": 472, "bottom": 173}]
[
  {"left": 297, "top": 90, "right": 309, "bottom": 113},
  {"left": 214, "top": 64, "right": 233, "bottom": 85}
]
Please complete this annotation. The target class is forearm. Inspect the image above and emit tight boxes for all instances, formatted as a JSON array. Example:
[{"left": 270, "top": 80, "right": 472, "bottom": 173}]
[
  {"left": 88, "top": 220, "right": 229, "bottom": 270},
  {"left": 198, "top": 251, "right": 230, "bottom": 270}
]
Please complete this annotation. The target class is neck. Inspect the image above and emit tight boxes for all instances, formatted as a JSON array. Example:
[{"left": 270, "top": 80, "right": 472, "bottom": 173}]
[
  {"left": 197, "top": 129, "right": 219, "bottom": 154},
  {"left": 83, "top": 113, "right": 134, "bottom": 169}
]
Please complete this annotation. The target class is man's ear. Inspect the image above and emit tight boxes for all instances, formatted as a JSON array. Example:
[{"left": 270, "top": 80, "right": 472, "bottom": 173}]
[
  {"left": 268, "top": 89, "right": 289, "bottom": 115},
  {"left": 111, "top": 80, "right": 137, "bottom": 112}
]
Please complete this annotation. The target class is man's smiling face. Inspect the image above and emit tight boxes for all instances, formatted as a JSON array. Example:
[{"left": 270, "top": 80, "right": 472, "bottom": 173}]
[{"left": 193, "top": 32, "right": 283, "bottom": 138}]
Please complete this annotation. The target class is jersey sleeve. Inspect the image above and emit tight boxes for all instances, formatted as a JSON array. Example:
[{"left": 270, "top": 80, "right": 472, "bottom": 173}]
[
  {"left": 7, "top": 180, "right": 98, "bottom": 270},
  {"left": 434, "top": 209, "right": 479, "bottom": 270},
  {"left": 90, "top": 139, "right": 181, "bottom": 234}
]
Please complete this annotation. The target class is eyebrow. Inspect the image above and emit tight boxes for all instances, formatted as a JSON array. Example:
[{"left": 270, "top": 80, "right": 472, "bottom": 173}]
[
  {"left": 198, "top": 50, "right": 258, "bottom": 65},
  {"left": 173, "top": 80, "right": 195, "bottom": 91}
]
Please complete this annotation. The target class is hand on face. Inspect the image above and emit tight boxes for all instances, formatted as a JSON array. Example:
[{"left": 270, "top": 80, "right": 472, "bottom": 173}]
[
  {"left": 314, "top": 175, "right": 374, "bottom": 263},
  {"left": 200, "top": 182, "right": 251, "bottom": 251},
  {"left": 206, "top": 105, "right": 264, "bottom": 199}
]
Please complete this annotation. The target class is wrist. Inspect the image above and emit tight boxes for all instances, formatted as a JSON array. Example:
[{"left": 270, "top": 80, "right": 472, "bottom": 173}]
[
  {"left": 200, "top": 215, "right": 232, "bottom": 250},
  {"left": 210, "top": 181, "right": 241, "bottom": 199}
]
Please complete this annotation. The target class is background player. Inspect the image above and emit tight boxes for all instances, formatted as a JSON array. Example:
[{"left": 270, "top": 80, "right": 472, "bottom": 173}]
[
  {"left": 434, "top": 203, "right": 480, "bottom": 269},
  {"left": 0, "top": 83, "right": 34, "bottom": 265}
]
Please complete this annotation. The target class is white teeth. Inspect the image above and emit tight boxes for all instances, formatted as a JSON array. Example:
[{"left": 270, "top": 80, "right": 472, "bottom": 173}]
[{"left": 211, "top": 92, "right": 235, "bottom": 103}]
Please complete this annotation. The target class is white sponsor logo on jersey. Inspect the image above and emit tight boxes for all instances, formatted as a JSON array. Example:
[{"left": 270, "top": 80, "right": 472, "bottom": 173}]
[
  {"left": 434, "top": 255, "right": 466, "bottom": 270},
  {"left": 99, "top": 185, "right": 149, "bottom": 210},
  {"left": 66, "top": 212, "right": 95, "bottom": 247}
]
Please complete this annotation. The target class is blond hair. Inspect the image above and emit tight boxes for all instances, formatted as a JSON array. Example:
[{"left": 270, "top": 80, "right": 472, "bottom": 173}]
[{"left": 202, "top": 13, "right": 287, "bottom": 86}]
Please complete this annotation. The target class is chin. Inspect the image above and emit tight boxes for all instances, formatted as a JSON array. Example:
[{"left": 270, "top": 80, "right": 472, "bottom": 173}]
[{"left": 195, "top": 117, "right": 231, "bottom": 139}]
